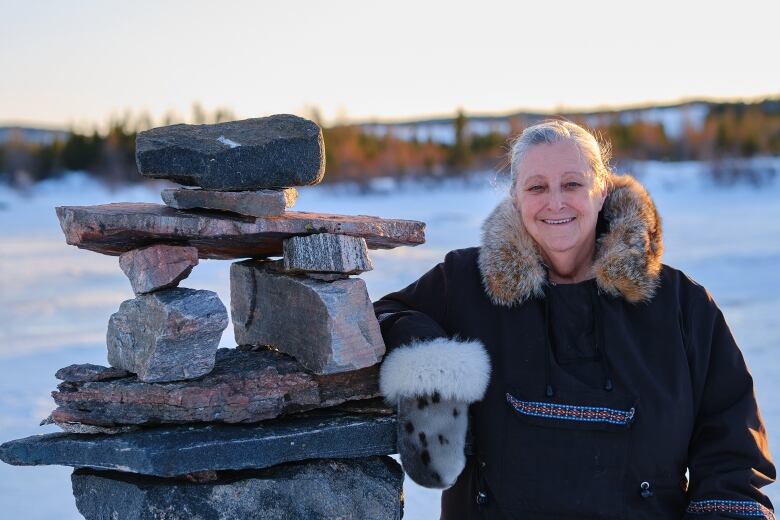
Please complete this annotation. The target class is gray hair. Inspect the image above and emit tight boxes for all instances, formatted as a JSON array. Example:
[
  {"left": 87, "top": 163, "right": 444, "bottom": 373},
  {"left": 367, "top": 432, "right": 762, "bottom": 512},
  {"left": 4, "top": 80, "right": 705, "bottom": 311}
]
[{"left": 508, "top": 119, "right": 613, "bottom": 195}]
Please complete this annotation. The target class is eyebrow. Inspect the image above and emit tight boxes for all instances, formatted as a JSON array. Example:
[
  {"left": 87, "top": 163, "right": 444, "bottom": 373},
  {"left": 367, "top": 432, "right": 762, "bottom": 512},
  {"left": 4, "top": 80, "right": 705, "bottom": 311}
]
[{"left": 523, "top": 171, "right": 587, "bottom": 183}]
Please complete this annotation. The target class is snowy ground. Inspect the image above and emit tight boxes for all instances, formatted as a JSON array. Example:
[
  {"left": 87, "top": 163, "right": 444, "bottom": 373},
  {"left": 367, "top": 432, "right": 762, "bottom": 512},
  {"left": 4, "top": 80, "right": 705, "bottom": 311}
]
[{"left": 0, "top": 159, "right": 778, "bottom": 519}]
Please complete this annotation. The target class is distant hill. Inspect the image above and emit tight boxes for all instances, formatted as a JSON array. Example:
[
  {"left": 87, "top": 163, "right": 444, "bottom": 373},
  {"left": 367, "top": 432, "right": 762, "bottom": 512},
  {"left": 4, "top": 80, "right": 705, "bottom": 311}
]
[
  {"left": 361, "top": 100, "right": 731, "bottom": 145},
  {"left": 2, "top": 97, "right": 778, "bottom": 185}
]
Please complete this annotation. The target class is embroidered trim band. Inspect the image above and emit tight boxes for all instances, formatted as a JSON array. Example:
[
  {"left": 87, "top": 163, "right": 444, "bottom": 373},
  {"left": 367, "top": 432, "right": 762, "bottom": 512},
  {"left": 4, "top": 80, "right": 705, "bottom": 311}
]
[
  {"left": 505, "top": 393, "right": 636, "bottom": 426},
  {"left": 686, "top": 499, "right": 775, "bottom": 519}
]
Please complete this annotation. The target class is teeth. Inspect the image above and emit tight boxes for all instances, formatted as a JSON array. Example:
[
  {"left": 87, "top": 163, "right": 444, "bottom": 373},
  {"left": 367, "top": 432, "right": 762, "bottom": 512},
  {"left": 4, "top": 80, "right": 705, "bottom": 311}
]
[{"left": 543, "top": 218, "right": 574, "bottom": 224}]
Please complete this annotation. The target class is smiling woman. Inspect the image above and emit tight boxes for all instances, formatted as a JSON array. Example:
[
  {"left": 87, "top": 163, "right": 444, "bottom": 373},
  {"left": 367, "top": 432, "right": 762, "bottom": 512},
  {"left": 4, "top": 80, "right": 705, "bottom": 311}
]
[
  {"left": 511, "top": 137, "right": 608, "bottom": 284},
  {"left": 373, "top": 120, "right": 776, "bottom": 519}
]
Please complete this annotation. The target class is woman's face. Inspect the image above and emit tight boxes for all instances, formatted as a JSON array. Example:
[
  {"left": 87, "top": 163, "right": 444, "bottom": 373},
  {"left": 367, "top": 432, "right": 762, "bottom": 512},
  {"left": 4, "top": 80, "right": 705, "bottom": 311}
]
[{"left": 513, "top": 140, "right": 606, "bottom": 260}]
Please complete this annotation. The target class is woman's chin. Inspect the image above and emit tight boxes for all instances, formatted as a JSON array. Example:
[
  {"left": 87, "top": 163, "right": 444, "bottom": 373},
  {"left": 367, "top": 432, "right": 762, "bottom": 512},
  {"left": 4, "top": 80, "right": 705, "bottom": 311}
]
[{"left": 538, "top": 238, "right": 579, "bottom": 255}]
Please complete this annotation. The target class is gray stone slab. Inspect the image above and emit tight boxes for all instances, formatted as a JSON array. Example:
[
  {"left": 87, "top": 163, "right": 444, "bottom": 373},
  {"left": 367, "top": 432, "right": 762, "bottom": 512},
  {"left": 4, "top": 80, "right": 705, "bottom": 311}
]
[
  {"left": 107, "top": 288, "right": 228, "bottom": 382},
  {"left": 0, "top": 407, "right": 397, "bottom": 477},
  {"left": 56, "top": 203, "right": 426, "bottom": 259},
  {"left": 119, "top": 244, "right": 198, "bottom": 294},
  {"left": 72, "top": 457, "right": 403, "bottom": 520},
  {"left": 283, "top": 233, "right": 373, "bottom": 274},
  {"left": 161, "top": 187, "right": 298, "bottom": 217},
  {"left": 136, "top": 114, "right": 325, "bottom": 190},
  {"left": 231, "top": 261, "right": 385, "bottom": 374}
]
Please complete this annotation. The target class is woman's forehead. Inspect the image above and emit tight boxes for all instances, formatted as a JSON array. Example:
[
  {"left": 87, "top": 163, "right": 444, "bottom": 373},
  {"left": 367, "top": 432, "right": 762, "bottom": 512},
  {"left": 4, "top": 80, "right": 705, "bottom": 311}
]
[{"left": 517, "top": 141, "right": 591, "bottom": 178}]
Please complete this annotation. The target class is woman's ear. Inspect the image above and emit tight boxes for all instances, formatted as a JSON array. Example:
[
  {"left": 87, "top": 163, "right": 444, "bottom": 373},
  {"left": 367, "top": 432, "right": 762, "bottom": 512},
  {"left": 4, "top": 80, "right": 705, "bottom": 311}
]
[{"left": 596, "top": 177, "right": 608, "bottom": 211}]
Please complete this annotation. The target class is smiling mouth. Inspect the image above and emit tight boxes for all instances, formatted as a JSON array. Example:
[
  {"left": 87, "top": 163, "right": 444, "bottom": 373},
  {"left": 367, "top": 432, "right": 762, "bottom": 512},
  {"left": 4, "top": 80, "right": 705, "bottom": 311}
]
[{"left": 542, "top": 217, "right": 576, "bottom": 225}]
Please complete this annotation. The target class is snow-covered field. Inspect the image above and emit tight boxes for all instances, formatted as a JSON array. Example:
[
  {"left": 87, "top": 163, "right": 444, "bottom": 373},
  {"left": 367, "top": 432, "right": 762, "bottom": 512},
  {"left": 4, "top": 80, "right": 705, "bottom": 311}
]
[{"left": 0, "top": 159, "right": 778, "bottom": 519}]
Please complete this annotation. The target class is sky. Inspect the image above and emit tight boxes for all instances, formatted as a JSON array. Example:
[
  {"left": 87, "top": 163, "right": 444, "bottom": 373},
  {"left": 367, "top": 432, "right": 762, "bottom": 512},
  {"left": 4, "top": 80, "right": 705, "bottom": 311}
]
[{"left": 1, "top": 0, "right": 779, "bottom": 131}]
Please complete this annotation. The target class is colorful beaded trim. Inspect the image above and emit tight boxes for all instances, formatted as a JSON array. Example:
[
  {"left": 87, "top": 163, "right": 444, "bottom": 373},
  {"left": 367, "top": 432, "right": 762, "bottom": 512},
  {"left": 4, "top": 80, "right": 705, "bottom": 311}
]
[
  {"left": 505, "top": 393, "right": 636, "bottom": 426},
  {"left": 686, "top": 499, "right": 775, "bottom": 519}
]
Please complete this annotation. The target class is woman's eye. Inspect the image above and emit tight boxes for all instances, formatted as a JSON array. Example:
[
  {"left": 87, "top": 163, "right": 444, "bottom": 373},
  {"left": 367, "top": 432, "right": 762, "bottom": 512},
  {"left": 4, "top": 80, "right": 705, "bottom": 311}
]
[
  {"left": 528, "top": 185, "right": 544, "bottom": 193},
  {"left": 564, "top": 182, "right": 582, "bottom": 189}
]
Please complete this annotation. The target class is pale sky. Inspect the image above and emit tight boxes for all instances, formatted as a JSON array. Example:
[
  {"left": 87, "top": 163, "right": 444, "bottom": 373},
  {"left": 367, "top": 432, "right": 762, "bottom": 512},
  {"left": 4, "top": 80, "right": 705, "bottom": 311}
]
[{"left": 1, "top": 0, "right": 778, "bottom": 131}]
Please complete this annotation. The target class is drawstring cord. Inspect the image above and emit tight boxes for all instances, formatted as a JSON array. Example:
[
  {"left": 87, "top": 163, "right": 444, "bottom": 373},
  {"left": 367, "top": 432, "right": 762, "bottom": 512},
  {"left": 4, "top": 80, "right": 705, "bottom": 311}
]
[
  {"left": 542, "top": 279, "right": 613, "bottom": 398},
  {"left": 542, "top": 283, "right": 555, "bottom": 397},
  {"left": 590, "top": 285, "right": 614, "bottom": 391}
]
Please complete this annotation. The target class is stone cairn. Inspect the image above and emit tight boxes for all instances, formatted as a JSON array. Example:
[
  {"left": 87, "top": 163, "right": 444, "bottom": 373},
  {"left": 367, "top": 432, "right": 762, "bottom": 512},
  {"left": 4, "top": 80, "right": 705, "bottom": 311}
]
[{"left": 0, "top": 114, "right": 427, "bottom": 519}]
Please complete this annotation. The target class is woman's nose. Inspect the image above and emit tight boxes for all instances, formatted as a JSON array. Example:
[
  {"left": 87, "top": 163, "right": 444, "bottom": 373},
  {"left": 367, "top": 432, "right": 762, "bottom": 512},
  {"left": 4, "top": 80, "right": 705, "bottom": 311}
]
[{"left": 546, "top": 188, "right": 564, "bottom": 211}]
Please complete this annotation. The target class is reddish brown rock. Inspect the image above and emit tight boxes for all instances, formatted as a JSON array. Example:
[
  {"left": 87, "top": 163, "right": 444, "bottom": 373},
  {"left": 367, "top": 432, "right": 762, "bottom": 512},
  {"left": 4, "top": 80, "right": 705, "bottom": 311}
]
[
  {"left": 118, "top": 244, "right": 199, "bottom": 294},
  {"left": 55, "top": 203, "right": 425, "bottom": 259},
  {"left": 49, "top": 347, "right": 380, "bottom": 427}
]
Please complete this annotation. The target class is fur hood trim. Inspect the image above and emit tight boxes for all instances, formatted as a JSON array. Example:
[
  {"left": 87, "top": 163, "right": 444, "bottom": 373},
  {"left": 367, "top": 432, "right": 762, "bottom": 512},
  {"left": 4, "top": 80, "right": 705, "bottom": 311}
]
[
  {"left": 379, "top": 338, "right": 491, "bottom": 403},
  {"left": 478, "top": 174, "right": 663, "bottom": 306}
]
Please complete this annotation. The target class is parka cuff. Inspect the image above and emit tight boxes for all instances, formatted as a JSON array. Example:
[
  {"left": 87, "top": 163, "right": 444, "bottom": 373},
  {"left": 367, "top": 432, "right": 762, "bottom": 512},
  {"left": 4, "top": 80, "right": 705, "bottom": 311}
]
[{"left": 379, "top": 337, "right": 491, "bottom": 404}]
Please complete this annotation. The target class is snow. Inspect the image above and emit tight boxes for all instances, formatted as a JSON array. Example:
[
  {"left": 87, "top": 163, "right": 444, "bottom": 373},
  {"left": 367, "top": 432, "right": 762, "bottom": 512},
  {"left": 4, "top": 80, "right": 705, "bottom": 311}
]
[
  {"left": 217, "top": 135, "right": 241, "bottom": 148},
  {"left": 1, "top": 159, "right": 779, "bottom": 519}
]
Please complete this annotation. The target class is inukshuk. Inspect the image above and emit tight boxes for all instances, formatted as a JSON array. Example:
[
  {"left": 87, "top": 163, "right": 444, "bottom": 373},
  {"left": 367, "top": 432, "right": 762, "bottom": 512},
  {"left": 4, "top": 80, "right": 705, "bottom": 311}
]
[{"left": 0, "top": 114, "right": 426, "bottom": 520}]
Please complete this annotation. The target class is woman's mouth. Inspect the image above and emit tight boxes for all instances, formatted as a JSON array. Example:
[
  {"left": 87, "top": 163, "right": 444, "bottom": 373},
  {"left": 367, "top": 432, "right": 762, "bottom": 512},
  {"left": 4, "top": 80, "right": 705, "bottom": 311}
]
[{"left": 542, "top": 217, "right": 575, "bottom": 225}]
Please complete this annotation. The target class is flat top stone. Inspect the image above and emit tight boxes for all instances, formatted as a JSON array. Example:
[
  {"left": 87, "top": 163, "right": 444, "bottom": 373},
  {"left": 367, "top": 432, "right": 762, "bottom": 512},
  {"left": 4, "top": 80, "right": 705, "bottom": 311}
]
[
  {"left": 0, "top": 404, "right": 397, "bottom": 477},
  {"left": 136, "top": 115, "right": 326, "bottom": 190},
  {"left": 56, "top": 203, "right": 425, "bottom": 259}
]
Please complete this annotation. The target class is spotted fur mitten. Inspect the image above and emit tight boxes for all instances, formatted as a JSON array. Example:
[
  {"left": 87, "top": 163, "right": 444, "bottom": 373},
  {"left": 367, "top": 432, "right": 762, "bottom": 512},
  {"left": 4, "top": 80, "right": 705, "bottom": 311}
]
[{"left": 379, "top": 338, "right": 491, "bottom": 489}]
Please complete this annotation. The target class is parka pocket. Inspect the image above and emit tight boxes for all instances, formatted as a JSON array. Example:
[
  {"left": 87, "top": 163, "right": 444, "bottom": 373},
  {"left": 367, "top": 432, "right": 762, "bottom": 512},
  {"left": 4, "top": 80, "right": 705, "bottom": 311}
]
[
  {"left": 628, "top": 475, "right": 687, "bottom": 519},
  {"left": 499, "top": 384, "right": 639, "bottom": 519}
]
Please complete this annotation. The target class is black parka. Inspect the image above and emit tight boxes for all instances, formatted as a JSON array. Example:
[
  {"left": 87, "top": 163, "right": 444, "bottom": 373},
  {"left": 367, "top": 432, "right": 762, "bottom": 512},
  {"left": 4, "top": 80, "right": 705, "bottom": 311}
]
[{"left": 374, "top": 175, "right": 775, "bottom": 519}]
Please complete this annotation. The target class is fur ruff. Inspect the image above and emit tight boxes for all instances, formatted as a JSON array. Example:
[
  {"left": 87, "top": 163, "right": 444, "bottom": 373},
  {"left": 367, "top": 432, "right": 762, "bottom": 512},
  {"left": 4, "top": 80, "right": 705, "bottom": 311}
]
[
  {"left": 478, "top": 173, "right": 663, "bottom": 306},
  {"left": 379, "top": 338, "right": 491, "bottom": 403}
]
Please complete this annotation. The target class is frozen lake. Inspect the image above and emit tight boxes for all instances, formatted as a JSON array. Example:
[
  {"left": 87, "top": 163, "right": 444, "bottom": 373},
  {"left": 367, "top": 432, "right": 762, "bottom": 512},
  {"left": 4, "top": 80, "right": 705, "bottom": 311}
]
[{"left": 1, "top": 159, "right": 779, "bottom": 519}]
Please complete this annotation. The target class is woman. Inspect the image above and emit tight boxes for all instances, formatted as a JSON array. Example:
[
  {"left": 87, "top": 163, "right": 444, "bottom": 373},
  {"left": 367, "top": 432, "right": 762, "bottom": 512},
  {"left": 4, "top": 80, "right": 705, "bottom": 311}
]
[{"left": 374, "top": 120, "right": 775, "bottom": 519}]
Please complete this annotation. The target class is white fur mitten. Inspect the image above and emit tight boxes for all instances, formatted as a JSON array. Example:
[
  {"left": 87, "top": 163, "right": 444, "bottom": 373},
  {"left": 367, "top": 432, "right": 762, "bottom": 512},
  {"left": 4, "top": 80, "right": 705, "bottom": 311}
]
[{"left": 379, "top": 338, "right": 491, "bottom": 489}]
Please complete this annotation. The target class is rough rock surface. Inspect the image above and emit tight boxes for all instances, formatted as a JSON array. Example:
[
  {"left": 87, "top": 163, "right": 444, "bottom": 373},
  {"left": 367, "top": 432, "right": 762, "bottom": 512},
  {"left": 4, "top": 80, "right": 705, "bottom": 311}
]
[
  {"left": 107, "top": 288, "right": 228, "bottom": 382},
  {"left": 40, "top": 415, "right": 140, "bottom": 434},
  {"left": 283, "top": 233, "right": 373, "bottom": 273},
  {"left": 136, "top": 114, "right": 326, "bottom": 190},
  {"left": 49, "top": 347, "right": 380, "bottom": 427},
  {"left": 55, "top": 363, "right": 130, "bottom": 382},
  {"left": 0, "top": 406, "right": 397, "bottom": 476},
  {"left": 231, "top": 261, "right": 385, "bottom": 374},
  {"left": 55, "top": 203, "right": 425, "bottom": 259},
  {"left": 118, "top": 244, "right": 199, "bottom": 294},
  {"left": 261, "top": 259, "right": 350, "bottom": 281},
  {"left": 161, "top": 187, "right": 297, "bottom": 217},
  {"left": 71, "top": 457, "right": 403, "bottom": 520}
]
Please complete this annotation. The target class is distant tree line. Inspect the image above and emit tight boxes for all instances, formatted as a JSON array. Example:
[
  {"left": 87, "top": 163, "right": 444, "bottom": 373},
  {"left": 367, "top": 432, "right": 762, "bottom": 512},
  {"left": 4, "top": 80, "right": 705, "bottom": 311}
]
[{"left": 2, "top": 99, "right": 779, "bottom": 187}]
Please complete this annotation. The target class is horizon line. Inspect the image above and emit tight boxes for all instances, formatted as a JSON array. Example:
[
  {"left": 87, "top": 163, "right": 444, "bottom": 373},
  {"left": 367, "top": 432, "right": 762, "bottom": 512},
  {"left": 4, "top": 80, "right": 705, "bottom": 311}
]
[{"left": 2, "top": 92, "right": 779, "bottom": 132}]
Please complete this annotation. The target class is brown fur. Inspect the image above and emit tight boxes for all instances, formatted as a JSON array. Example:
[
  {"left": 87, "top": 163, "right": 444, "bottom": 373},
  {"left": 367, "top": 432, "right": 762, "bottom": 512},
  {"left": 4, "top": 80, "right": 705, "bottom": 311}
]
[{"left": 478, "top": 174, "right": 663, "bottom": 306}]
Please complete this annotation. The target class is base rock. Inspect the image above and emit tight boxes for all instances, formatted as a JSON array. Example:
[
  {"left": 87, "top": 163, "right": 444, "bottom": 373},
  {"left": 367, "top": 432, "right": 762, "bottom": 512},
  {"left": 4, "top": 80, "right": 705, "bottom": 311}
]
[{"left": 72, "top": 456, "right": 403, "bottom": 520}]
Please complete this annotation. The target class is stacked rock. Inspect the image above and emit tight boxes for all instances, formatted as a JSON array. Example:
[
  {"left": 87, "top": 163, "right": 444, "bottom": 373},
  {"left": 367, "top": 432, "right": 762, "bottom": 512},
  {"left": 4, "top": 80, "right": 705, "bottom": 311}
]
[{"left": 0, "top": 115, "right": 427, "bottom": 520}]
